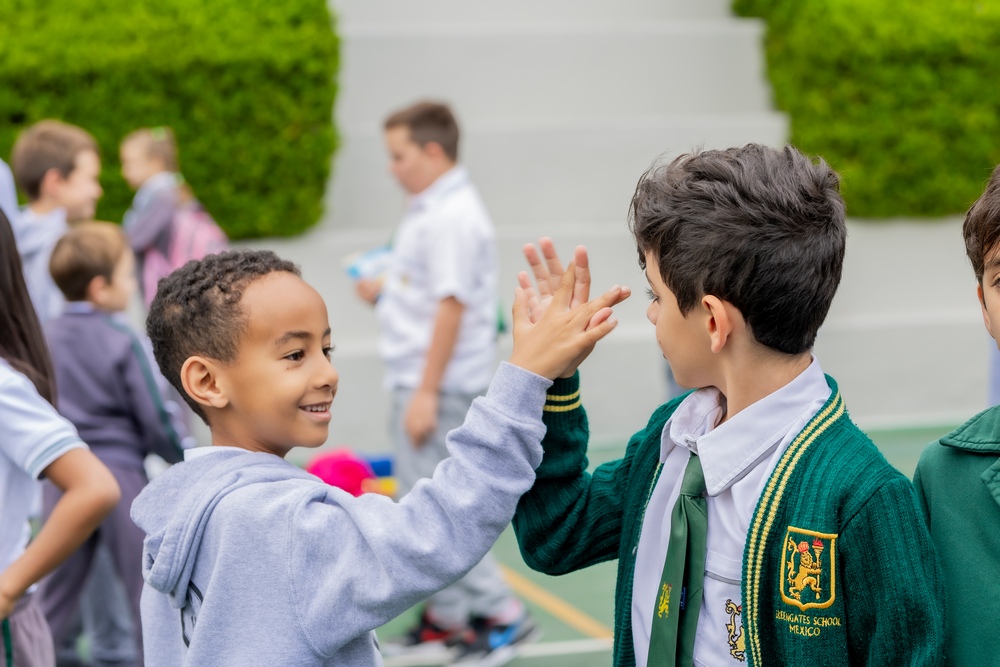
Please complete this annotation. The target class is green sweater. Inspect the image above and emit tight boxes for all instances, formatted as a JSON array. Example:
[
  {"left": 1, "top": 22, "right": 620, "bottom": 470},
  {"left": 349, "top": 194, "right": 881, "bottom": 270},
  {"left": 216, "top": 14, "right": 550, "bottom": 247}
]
[
  {"left": 913, "top": 405, "right": 1000, "bottom": 667},
  {"left": 514, "top": 373, "right": 945, "bottom": 667}
]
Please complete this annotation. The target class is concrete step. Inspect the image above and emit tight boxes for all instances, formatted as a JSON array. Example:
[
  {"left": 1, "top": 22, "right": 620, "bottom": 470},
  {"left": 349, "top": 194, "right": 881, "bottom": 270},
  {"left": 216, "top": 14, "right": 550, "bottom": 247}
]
[
  {"left": 336, "top": 20, "right": 773, "bottom": 125},
  {"left": 325, "top": 113, "right": 788, "bottom": 230},
  {"left": 331, "top": 0, "right": 733, "bottom": 25}
]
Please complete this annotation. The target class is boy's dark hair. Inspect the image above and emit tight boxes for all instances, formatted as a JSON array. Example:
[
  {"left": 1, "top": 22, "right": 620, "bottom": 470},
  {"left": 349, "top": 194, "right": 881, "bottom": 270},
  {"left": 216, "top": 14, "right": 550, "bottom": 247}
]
[
  {"left": 122, "top": 126, "right": 179, "bottom": 172},
  {"left": 11, "top": 120, "right": 99, "bottom": 201},
  {"left": 0, "top": 208, "right": 57, "bottom": 404},
  {"left": 630, "top": 144, "right": 846, "bottom": 355},
  {"left": 50, "top": 222, "right": 127, "bottom": 302},
  {"left": 962, "top": 164, "right": 1000, "bottom": 284},
  {"left": 384, "top": 101, "right": 460, "bottom": 162},
  {"left": 146, "top": 250, "right": 300, "bottom": 421}
]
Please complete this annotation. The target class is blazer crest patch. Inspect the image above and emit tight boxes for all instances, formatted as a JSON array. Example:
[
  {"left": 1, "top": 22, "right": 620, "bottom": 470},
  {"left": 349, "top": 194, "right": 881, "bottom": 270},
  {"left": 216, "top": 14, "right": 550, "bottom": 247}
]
[
  {"left": 780, "top": 526, "right": 837, "bottom": 611},
  {"left": 724, "top": 599, "right": 746, "bottom": 662}
]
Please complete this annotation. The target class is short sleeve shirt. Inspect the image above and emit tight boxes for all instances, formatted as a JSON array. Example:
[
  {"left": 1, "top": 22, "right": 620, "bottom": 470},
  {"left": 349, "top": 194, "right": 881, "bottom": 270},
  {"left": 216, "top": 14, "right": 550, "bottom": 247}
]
[
  {"left": 0, "top": 358, "right": 86, "bottom": 573},
  {"left": 375, "top": 167, "right": 498, "bottom": 393}
]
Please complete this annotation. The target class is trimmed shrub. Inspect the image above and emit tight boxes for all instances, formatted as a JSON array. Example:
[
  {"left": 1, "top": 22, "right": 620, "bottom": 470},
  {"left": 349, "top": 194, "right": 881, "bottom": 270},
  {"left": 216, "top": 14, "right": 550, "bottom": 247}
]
[
  {"left": 0, "top": 0, "right": 337, "bottom": 239},
  {"left": 735, "top": 0, "right": 1000, "bottom": 217}
]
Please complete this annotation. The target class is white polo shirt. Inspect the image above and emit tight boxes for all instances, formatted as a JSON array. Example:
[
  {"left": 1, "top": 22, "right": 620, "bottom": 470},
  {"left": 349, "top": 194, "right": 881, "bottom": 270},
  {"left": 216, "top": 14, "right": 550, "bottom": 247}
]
[
  {"left": 0, "top": 359, "right": 87, "bottom": 576},
  {"left": 376, "top": 166, "right": 497, "bottom": 394},
  {"left": 632, "top": 358, "right": 831, "bottom": 667}
]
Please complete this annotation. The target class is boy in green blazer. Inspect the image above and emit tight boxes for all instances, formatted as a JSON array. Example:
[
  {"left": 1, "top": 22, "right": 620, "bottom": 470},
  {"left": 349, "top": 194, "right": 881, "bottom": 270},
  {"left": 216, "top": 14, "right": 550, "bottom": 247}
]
[
  {"left": 914, "top": 164, "right": 1000, "bottom": 667},
  {"left": 513, "top": 144, "right": 944, "bottom": 667}
]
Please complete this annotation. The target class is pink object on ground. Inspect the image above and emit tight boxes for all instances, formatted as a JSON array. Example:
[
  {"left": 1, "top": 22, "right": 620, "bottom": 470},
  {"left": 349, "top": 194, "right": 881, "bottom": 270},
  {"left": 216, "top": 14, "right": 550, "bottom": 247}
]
[{"left": 306, "top": 449, "right": 376, "bottom": 497}]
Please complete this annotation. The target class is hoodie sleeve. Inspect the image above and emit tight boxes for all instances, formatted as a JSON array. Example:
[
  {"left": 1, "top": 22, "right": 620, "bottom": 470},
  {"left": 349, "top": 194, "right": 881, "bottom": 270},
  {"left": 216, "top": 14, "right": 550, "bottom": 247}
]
[{"left": 286, "top": 362, "right": 548, "bottom": 658}]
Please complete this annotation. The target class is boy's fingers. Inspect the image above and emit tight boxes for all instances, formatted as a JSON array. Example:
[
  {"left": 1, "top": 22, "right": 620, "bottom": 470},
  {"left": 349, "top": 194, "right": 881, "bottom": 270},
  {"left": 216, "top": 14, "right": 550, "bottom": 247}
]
[
  {"left": 583, "top": 312, "right": 620, "bottom": 344},
  {"left": 587, "top": 306, "right": 613, "bottom": 330},
  {"left": 512, "top": 286, "right": 530, "bottom": 327},
  {"left": 539, "top": 237, "right": 565, "bottom": 284},
  {"left": 572, "top": 245, "right": 590, "bottom": 307},
  {"left": 551, "top": 262, "right": 576, "bottom": 310},
  {"left": 575, "top": 285, "right": 630, "bottom": 324},
  {"left": 524, "top": 245, "right": 552, "bottom": 296}
]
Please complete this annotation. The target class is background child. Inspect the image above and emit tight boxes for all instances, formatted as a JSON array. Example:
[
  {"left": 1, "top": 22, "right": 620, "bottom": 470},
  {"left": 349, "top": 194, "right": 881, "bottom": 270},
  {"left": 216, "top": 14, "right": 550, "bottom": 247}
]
[
  {"left": 38, "top": 222, "right": 187, "bottom": 666},
  {"left": 0, "top": 208, "right": 120, "bottom": 667},
  {"left": 513, "top": 145, "right": 945, "bottom": 667},
  {"left": 355, "top": 101, "right": 533, "bottom": 662},
  {"left": 132, "top": 249, "right": 626, "bottom": 666},
  {"left": 0, "top": 158, "right": 17, "bottom": 225},
  {"left": 10, "top": 120, "right": 103, "bottom": 323},
  {"left": 913, "top": 163, "right": 1000, "bottom": 667},
  {"left": 120, "top": 127, "right": 227, "bottom": 306}
]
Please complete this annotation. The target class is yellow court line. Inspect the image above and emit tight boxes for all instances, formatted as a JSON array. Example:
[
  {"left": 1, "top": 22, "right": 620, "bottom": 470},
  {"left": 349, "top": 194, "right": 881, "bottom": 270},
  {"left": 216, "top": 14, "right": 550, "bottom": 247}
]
[{"left": 499, "top": 564, "right": 614, "bottom": 640}]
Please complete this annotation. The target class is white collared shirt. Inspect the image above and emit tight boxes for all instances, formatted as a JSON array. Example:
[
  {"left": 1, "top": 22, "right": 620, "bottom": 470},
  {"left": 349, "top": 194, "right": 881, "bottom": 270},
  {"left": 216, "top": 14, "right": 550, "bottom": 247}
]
[
  {"left": 376, "top": 166, "right": 497, "bottom": 393},
  {"left": 632, "top": 358, "right": 831, "bottom": 667}
]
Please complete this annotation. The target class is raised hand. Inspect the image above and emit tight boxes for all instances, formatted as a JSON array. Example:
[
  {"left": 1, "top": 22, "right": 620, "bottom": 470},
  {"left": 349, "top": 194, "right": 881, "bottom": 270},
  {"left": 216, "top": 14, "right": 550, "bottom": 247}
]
[
  {"left": 509, "top": 262, "right": 630, "bottom": 380},
  {"left": 519, "top": 238, "right": 590, "bottom": 324}
]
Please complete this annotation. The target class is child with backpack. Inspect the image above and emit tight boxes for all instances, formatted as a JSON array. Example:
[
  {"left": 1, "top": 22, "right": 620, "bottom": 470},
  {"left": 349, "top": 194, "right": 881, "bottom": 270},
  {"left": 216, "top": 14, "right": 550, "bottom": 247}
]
[{"left": 120, "top": 127, "right": 227, "bottom": 306}]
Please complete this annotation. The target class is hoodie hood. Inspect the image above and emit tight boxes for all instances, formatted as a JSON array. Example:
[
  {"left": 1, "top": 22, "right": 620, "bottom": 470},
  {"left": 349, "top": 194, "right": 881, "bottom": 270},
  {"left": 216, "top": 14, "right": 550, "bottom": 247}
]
[
  {"left": 131, "top": 449, "right": 316, "bottom": 609},
  {"left": 13, "top": 207, "right": 67, "bottom": 258}
]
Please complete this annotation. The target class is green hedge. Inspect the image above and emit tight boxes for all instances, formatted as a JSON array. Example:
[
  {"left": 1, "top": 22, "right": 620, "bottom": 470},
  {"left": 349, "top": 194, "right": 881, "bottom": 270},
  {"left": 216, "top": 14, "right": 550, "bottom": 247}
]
[
  {"left": 735, "top": 0, "right": 1000, "bottom": 217},
  {"left": 0, "top": 0, "right": 337, "bottom": 238}
]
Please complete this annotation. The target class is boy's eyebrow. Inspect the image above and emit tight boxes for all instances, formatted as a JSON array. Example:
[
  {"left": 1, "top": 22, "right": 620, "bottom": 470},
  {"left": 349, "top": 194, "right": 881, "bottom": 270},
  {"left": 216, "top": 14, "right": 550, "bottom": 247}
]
[{"left": 274, "top": 328, "right": 332, "bottom": 347}]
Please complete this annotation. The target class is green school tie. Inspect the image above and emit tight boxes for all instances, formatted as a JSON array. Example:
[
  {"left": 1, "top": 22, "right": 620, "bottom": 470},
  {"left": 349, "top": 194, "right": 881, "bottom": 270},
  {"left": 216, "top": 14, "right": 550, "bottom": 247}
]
[{"left": 647, "top": 452, "right": 708, "bottom": 667}]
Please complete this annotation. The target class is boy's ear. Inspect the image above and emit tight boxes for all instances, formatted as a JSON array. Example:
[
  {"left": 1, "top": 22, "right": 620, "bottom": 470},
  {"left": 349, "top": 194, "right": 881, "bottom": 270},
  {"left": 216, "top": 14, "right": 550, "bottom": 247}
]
[
  {"left": 978, "top": 284, "right": 995, "bottom": 338},
  {"left": 85, "top": 275, "right": 109, "bottom": 304},
  {"left": 702, "top": 295, "right": 742, "bottom": 354},
  {"left": 180, "top": 356, "right": 229, "bottom": 412},
  {"left": 423, "top": 141, "right": 447, "bottom": 161},
  {"left": 38, "top": 167, "right": 65, "bottom": 199}
]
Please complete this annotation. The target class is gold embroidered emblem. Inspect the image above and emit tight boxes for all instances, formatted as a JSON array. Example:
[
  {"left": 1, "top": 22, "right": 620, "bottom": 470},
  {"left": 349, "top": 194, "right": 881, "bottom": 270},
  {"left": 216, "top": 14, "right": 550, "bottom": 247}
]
[
  {"left": 781, "top": 526, "right": 837, "bottom": 611},
  {"left": 657, "top": 583, "right": 672, "bottom": 618},
  {"left": 725, "top": 599, "right": 746, "bottom": 662}
]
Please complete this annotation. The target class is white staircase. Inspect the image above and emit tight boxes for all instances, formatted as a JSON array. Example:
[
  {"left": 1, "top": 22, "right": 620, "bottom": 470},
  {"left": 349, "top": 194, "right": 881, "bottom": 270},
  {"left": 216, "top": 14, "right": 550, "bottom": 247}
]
[{"left": 248, "top": 0, "right": 790, "bottom": 454}]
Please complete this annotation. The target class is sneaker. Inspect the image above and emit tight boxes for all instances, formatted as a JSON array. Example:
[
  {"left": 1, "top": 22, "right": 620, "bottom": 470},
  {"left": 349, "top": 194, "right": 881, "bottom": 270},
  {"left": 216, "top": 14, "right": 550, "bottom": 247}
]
[
  {"left": 451, "top": 612, "right": 541, "bottom": 667},
  {"left": 380, "top": 610, "right": 466, "bottom": 659}
]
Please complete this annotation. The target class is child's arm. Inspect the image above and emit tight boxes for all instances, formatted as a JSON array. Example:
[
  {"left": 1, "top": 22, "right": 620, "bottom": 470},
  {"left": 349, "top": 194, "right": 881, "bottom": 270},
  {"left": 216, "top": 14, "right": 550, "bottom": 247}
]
[
  {"left": 511, "top": 238, "right": 643, "bottom": 570},
  {"left": 0, "top": 449, "right": 119, "bottom": 618},
  {"left": 286, "top": 268, "right": 628, "bottom": 654},
  {"left": 840, "top": 476, "right": 945, "bottom": 664},
  {"left": 405, "top": 296, "right": 463, "bottom": 446},
  {"left": 514, "top": 375, "right": 663, "bottom": 574}
]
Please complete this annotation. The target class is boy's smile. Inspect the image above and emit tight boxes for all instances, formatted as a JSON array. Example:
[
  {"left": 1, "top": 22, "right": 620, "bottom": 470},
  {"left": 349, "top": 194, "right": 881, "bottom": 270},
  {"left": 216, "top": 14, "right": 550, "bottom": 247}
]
[{"left": 209, "top": 271, "right": 339, "bottom": 456}]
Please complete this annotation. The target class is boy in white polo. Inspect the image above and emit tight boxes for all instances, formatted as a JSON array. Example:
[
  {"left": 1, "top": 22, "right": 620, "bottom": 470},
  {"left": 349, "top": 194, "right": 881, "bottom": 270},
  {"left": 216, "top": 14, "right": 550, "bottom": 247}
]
[{"left": 355, "top": 101, "right": 534, "bottom": 664}]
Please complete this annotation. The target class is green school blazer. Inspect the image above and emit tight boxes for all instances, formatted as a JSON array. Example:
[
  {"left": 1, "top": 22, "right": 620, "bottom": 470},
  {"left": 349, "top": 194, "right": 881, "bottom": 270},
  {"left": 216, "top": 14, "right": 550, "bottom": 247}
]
[
  {"left": 515, "top": 373, "right": 946, "bottom": 667},
  {"left": 915, "top": 407, "right": 1000, "bottom": 667}
]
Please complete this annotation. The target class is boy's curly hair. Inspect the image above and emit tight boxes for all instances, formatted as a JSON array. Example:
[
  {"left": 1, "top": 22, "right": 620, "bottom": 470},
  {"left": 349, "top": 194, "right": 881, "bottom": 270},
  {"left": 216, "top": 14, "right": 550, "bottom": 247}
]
[{"left": 147, "top": 250, "right": 299, "bottom": 422}]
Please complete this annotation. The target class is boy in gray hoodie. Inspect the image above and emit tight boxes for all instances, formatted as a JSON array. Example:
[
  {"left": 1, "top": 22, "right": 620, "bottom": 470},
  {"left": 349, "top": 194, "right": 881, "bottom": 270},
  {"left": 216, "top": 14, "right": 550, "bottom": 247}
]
[{"left": 131, "top": 249, "right": 629, "bottom": 666}]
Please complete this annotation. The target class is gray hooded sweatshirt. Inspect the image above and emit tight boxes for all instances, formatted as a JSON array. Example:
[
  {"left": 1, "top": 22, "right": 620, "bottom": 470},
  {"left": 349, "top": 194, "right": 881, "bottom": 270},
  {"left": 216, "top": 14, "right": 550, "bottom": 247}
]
[
  {"left": 12, "top": 205, "right": 68, "bottom": 322},
  {"left": 131, "top": 363, "right": 548, "bottom": 666}
]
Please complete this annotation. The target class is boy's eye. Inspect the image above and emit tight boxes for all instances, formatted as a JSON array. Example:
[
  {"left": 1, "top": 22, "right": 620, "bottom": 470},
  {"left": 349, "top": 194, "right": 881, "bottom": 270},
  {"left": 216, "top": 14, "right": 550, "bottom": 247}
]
[
  {"left": 285, "top": 351, "right": 304, "bottom": 362},
  {"left": 645, "top": 287, "right": 659, "bottom": 302},
  {"left": 323, "top": 346, "right": 333, "bottom": 360}
]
